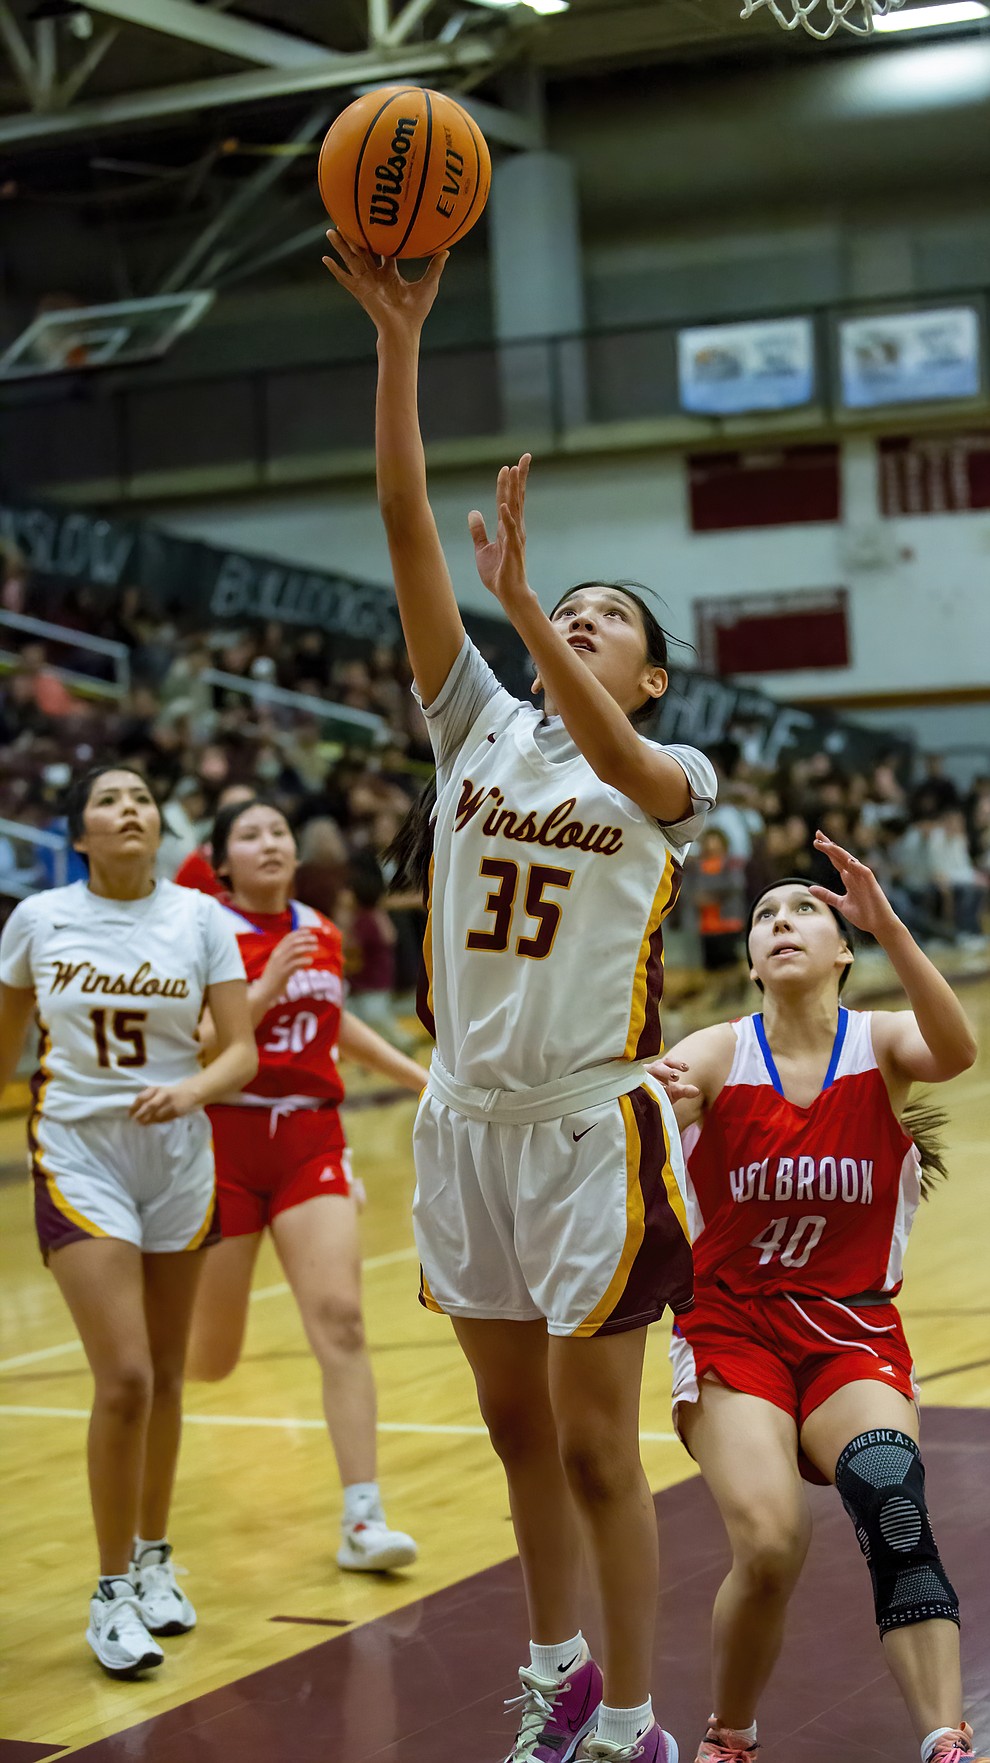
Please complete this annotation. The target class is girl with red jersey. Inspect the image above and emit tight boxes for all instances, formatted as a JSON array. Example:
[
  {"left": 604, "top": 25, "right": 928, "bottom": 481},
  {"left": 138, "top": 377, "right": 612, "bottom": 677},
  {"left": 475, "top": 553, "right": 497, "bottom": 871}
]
[
  {"left": 187, "top": 797, "right": 427, "bottom": 1572},
  {"left": 653, "top": 834, "right": 983, "bottom": 1763}
]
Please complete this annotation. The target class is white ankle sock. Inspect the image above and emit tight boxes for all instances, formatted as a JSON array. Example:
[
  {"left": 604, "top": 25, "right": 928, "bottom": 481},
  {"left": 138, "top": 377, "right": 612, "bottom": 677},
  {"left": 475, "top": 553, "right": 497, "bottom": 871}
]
[
  {"left": 132, "top": 1535, "right": 167, "bottom": 1559},
  {"left": 921, "top": 1730, "right": 958, "bottom": 1763},
  {"left": 596, "top": 1698, "right": 653, "bottom": 1747},
  {"left": 529, "top": 1632, "right": 585, "bottom": 1679},
  {"left": 343, "top": 1481, "right": 382, "bottom": 1525},
  {"left": 713, "top": 1715, "right": 758, "bottom": 1746}
]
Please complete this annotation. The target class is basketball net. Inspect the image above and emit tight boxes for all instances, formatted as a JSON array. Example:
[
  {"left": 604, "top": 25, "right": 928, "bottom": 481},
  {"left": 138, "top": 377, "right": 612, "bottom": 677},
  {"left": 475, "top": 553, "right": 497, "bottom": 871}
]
[{"left": 740, "top": 0, "right": 905, "bottom": 38}]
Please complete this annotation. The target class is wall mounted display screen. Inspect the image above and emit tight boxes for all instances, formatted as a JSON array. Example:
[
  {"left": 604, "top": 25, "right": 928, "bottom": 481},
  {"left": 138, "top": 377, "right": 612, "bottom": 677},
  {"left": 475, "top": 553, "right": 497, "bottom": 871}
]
[
  {"left": 677, "top": 317, "right": 815, "bottom": 416},
  {"left": 839, "top": 308, "right": 982, "bottom": 409}
]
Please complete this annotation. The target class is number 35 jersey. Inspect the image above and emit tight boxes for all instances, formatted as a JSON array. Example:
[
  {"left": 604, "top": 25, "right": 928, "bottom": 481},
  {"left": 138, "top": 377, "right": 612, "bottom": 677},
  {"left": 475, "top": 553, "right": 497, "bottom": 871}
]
[
  {"left": 0, "top": 880, "right": 245, "bottom": 1121},
  {"left": 419, "top": 639, "right": 716, "bottom": 1091},
  {"left": 220, "top": 901, "right": 346, "bottom": 1105},
  {"left": 683, "top": 1008, "right": 922, "bottom": 1300}
]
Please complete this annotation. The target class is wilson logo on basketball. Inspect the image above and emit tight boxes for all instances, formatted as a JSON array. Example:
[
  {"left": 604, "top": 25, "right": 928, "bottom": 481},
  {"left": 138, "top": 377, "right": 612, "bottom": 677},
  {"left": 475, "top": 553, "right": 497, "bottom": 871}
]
[{"left": 369, "top": 115, "right": 418, "bottom": 228}]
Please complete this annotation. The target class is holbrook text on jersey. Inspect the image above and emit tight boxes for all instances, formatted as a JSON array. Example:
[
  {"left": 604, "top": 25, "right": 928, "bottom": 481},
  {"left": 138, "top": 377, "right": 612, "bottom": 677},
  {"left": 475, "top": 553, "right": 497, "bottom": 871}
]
[{"left": 730, "top": 1156, "right": 875, "bottom": 1205}]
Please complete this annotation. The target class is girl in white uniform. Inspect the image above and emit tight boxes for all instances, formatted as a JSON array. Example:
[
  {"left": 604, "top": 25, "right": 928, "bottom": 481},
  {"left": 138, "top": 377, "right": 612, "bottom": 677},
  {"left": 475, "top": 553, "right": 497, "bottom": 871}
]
[
  {"left": 0, "top": 768, "right": 256, "bottom": 1678},
  {"left": 324, "top": 234, "right": 716, "bottom": 1763}
]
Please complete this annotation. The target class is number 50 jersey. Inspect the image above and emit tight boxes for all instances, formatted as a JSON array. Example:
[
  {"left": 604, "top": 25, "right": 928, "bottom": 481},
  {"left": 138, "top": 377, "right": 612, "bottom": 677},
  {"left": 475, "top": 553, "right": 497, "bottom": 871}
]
[{"left": 220, "top": 901, "right": 346, "bottom": 1105}]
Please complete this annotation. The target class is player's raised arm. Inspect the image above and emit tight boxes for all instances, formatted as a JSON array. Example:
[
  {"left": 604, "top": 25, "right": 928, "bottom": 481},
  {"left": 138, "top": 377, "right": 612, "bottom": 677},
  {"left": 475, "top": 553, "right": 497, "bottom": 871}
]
[
  {"left": 322, "top": 232, "right": 465, "bottom": 706},
  {"left": 811, "top": 832, "right": 977, "bottom": 1083},
  {"left": 469, "top": 458, "right": 695, "bottom": 822}
]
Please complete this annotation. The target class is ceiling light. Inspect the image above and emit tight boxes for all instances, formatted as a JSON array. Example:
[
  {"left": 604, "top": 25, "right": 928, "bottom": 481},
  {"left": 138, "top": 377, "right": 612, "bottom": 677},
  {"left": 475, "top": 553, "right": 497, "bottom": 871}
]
[
  {"left": 465, "top": 0, "right": 569, "bottom": 15},
  {"left": 873, "top": 0, "right": 987, "bottom": 28}
]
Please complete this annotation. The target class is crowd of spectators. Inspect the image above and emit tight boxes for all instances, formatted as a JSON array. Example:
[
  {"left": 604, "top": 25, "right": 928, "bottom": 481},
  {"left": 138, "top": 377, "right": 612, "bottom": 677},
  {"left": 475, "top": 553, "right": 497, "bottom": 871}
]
[
  {"left": 2, "top": 557, "right": 988, "bottom": 1027},
  {"left": 684, "top": 746, "right": 990, "bottom": 990}
]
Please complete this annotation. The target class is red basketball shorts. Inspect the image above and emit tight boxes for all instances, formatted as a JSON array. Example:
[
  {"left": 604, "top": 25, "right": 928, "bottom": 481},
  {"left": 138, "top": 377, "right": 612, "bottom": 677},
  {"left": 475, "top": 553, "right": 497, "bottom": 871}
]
[
  {"left": 207, "top": 1102, "right": 352, "bottom": 1237},
  {"left": 670, "top": 1284, "right": 918, "bottom": 1443}
]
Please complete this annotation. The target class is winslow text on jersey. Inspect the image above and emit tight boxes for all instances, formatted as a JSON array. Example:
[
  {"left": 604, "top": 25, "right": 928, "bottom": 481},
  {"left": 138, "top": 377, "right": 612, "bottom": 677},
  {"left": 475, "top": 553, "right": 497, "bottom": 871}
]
[
  {"left": 48, "top": 961, "right": 191, "bottom": 999},
  {"left": 455, "top": 778, "right": 625, "bottom": 857}
]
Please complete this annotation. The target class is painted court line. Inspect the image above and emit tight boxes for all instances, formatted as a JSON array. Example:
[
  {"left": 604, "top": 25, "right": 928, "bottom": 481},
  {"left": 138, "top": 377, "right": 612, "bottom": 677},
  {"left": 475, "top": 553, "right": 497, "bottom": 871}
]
[
  {"left": 0, "top": 1245, "right": 418, "bottom": 1371},
  {"left": 0, "top": 1404, "right": 677, "bottom": 1443}
]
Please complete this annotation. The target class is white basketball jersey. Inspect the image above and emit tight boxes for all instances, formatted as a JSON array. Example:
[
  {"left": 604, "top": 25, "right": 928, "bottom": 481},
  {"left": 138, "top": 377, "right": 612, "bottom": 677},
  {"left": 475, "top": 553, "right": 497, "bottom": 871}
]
[
  {"left": 423, "top": 681, "right": 708, "bottom": 1091},
  {"left": 0, "top": 880, "right": 245, "bottom": 1121}
]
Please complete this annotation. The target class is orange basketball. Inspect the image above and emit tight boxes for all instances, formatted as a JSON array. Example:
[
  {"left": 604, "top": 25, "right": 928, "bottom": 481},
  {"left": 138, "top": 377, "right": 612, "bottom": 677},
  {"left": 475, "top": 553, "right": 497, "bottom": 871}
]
[{"left": 318, "top": 86, "right": 491, "bottom": 260}]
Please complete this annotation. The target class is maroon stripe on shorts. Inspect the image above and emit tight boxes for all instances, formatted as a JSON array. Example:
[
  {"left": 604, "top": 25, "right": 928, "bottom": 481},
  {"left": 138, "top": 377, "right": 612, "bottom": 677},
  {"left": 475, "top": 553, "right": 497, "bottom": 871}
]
[
  {"left": 31, "top": 1164, "right": 90, "bottom": 1262},
  {"left": 596, "top": 1084, "right": 694, "bottom": 1334},
  {"left": 633, "top": 864, "right": 683, "bottom": 1061}
]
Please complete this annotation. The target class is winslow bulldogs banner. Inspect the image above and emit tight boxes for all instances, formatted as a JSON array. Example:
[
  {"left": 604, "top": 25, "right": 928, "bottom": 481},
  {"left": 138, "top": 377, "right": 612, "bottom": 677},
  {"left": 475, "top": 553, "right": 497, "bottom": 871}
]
[
  {"left": 1, "top": 494, "right": 909, "bottom": 770},
  {"left": 0, "top": 496, "right": 401, "bottom": 645}
]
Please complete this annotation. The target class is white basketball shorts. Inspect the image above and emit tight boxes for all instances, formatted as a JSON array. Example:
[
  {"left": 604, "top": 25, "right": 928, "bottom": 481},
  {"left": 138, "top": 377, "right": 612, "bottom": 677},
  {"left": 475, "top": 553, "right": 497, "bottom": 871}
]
[{"left": 30, "top": 1109, "right": 218, "bottom": 1259}]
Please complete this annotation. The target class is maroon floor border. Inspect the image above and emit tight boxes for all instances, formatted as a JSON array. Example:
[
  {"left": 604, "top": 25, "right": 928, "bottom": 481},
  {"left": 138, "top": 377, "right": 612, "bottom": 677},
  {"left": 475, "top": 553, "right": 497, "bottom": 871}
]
[{"left": 24, "top": 1407, "right": 990, "bottom": 1763}]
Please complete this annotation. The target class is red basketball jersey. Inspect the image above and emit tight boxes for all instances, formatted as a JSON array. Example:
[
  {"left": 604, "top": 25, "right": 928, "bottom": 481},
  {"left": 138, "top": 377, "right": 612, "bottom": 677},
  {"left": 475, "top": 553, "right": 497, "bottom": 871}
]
[
  {"left": 220, "top": 900, "right": 346, "bottom": 1105},
  {"left": 683, "top": 1008, "right": 921, "bottom": 1299}
]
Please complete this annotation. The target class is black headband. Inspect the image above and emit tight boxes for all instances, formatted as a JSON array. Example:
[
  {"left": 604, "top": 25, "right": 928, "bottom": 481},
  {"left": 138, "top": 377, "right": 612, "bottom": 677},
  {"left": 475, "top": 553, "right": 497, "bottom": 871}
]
[{"left": 746, "top": 875, "right": 854, "bottom": 994}]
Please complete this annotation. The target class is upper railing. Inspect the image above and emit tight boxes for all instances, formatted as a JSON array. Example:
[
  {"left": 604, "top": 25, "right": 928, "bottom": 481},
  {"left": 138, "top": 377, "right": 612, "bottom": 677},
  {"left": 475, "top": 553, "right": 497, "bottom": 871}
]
[
  {"left": 0, "top": 609, "right": 131, "bottom": 697},
  {"left": 2, "top": 287, "right": 986, "bottom": 502}
]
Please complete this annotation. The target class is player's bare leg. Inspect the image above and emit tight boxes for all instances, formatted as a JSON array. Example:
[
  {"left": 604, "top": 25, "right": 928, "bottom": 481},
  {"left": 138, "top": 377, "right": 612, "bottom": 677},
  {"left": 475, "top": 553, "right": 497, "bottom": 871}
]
[
  {"left": 549, "top": 1326, "right": 658, "bottom": 1710},
  {"left": 186, "top": 1231, "right": 263, "bottom": 1381},
  {"left": 139, "top": 1250, "right": 205, "bottom": 1540},
  {"left": 273, "top": 1193, "right": 376, "bottom": 1483},
  {"left": 454, "top": 1316, "right": 585, "bottom": 1643},
  {"left": 681, "top": 1383, "right": 811, "bottom": 1747},
  {"left": 274, "top": 1193, "right": 416, "bottom": 1570},
  {"left": 801, "top": 1380, "right": 966, "bottom": 1748},
  {"left": 49, "top": 1235, "right": 152, "bottom": 1575}
]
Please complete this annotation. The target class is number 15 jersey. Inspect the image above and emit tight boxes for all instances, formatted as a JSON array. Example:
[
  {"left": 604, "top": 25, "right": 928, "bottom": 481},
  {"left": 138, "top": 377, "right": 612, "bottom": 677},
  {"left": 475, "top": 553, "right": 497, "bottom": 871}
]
[
  {"left": 419, "top": 638, "right": 717, "bottom": 1091},
  {"left": 0, "top": 880, "right": 244, "bottom": 1122}
]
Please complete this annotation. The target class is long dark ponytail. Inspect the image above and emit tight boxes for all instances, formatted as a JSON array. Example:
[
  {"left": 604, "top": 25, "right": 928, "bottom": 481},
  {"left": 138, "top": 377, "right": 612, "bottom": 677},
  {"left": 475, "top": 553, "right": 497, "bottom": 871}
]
[{"left": 385, "top": 775, "right": 437, "bottom": 904}]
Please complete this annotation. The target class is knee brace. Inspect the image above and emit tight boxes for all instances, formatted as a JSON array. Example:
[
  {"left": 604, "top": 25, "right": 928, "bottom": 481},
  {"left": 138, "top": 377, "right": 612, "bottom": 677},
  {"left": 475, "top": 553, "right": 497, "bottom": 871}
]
[{"left": 835, "top": 1429, "right": 959, "bottom": 1638}]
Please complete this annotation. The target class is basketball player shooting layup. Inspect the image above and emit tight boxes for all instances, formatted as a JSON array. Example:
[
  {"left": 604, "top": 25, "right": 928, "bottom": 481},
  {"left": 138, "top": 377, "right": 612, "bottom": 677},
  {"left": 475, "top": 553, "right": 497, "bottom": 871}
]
[
  {"left": 322, "top": 231, "right": 716, "bottom": 1763},
  {"left": 652, "top": 836, "right": 983, "bottom": 1763}
]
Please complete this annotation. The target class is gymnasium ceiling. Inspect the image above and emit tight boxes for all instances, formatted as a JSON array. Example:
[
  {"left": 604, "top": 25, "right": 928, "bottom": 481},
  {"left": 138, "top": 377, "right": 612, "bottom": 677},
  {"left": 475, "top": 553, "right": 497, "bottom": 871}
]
[{"left": 1, "top": 0, "right": 987, "bottom": 310}]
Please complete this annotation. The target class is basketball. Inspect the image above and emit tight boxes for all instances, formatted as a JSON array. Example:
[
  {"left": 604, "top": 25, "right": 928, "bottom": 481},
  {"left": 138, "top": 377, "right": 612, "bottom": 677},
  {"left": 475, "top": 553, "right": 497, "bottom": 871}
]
[{"left": 317, "top": 86, "right": 491, "bottom": 260}]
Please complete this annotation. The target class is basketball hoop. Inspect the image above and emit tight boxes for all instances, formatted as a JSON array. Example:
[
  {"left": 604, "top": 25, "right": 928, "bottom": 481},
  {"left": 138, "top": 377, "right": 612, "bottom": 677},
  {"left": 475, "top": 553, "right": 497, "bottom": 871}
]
[{"left": 740, "top": 0, "right": 905, "bottom": 38}]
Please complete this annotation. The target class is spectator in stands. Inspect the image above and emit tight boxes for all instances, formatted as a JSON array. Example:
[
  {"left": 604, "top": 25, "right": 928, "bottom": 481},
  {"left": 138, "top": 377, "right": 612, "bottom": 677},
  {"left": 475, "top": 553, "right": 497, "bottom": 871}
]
[
  {"left": 910, "top": 752, "right": 959, "bottom": 820},
  {"left": 337, "top": 861, "right": 416, "bottom": 1051},
  {"left": 927, "top": 806, "right": 987, "bottom": 948},
  {"left": 18, "top": 643, "right": 76, "bottom": 720},
  {"left": 689, "top": 827, "right": 747, "bottom": 986}
]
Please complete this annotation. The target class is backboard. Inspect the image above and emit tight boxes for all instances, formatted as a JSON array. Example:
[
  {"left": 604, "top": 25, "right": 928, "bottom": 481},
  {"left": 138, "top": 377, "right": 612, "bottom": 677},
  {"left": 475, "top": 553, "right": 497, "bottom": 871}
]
[{"left": 0, "top": 292, "right": 214, "bottom": 382}]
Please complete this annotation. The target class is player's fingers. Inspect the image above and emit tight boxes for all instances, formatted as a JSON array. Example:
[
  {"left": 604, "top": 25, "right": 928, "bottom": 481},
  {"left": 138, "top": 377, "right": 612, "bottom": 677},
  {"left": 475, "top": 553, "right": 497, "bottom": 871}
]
[
  {"left": 421, "top": 249, "right": 449, "bottom": 288},
  {"left": 809, "top": 885, "right": 845, "bottom": 909},
  {"left": 467, "top": 510, "right": 489, "bottom": 548}
]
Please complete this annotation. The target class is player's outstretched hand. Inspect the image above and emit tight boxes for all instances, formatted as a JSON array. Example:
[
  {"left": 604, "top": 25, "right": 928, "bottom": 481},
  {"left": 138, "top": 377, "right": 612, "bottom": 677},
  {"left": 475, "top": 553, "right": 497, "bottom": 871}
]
[
  {"left": 322, "top": 228, "right": 448, "bottom": 336},
  {"left": 645, "top": 1056, "right": 700, "bottom": 1104},
  {"left": 130, "top": 1080, "right": 201, "bottom": 1126},
  {"left": 811, "top": 831, "right": 899, "bottom": 938},
  {"left": 468, "top": 455, "right": 532, "bottom": 610}
]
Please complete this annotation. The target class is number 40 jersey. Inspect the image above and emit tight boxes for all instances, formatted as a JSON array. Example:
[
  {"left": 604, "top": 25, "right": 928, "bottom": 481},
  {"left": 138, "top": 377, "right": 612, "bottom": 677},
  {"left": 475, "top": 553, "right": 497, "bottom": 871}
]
[
  {"left": 220, "top": 900, "right": 346, "bottom": 1105},
  {"left": 682, "top": 1007, "right": 923, "bottom": 1300}
]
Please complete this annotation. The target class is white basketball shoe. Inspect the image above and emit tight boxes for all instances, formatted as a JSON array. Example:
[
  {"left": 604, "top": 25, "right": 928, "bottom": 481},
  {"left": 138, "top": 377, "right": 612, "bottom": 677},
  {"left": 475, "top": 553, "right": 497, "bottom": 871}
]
[
  {"left": 131, "top": 1541, "right": 197, "bottom": 1634},
  {"left": 86, "top": 1578, "right": 164, "bottom": 1677},
  {"left": 337, "top": 1490, "right": 418, "bottom": 1572}
]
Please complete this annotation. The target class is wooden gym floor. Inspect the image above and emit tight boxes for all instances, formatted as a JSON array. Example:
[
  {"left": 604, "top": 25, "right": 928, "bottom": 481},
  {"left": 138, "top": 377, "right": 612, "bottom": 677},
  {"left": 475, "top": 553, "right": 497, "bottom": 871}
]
[{"left": 1, "top": 977, "right": 988, "bottom": 1762}]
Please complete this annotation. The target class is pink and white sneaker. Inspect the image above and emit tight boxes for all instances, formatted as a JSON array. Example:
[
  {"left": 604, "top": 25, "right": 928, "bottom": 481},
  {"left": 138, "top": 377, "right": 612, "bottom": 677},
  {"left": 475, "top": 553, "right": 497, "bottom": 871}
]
[
  {"left": 927, "top": 1726, "right": 989, "bottom": 1763},
  {"left": 579, "top": 1722, "right": 679, "bottom": 1762},
  {"left": 504, "top": 1650, "right": 603, "bottom": 1762},
  {"left": 694, "top": 1720, "right": 759, "bottom": 1762}
]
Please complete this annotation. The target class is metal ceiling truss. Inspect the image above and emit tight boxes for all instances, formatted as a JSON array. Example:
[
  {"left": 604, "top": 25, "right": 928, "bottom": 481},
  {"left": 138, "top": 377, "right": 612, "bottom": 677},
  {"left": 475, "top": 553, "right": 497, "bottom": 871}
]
[{"left": 0, "top": 0, "right": 538, "bottom": 148}]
